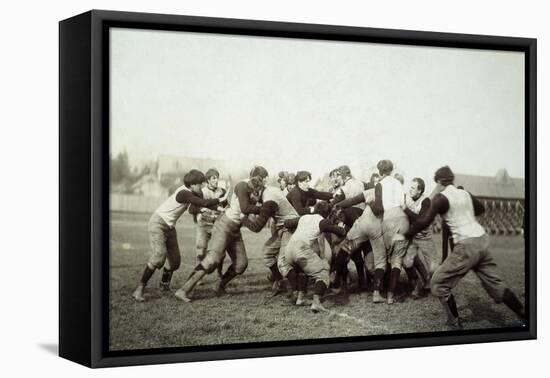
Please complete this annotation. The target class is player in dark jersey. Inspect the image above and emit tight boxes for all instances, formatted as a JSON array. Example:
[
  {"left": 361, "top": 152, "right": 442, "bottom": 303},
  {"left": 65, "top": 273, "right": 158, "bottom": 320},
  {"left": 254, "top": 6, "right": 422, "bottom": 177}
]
[{"left": 132, "top": 170, "right": 227, "bottom": 302}]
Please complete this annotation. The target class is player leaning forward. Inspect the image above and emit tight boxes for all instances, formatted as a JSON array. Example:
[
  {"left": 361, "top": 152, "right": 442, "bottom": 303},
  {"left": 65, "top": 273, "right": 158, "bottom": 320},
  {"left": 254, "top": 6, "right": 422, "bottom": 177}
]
[
  {"left": 281, "top": 201, "right": 347, "bottom": 312},
  {"left": 396, "top": 166, "right": 525, "bottom": 328},
  {"left": 241, "top": 184, "right": 299, "bottom": 292},
  {"left": 174, "top": 167, "right": 268, "bottom": 302},
  {"left": 132, "top": 170, "right": 228, "bottom": 302}
]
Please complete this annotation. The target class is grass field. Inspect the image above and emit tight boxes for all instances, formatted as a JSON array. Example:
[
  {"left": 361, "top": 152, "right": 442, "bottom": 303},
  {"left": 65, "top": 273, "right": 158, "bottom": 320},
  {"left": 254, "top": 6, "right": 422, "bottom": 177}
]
[{"left": 109, "top": 211, "right": 526, "bottom": 351}]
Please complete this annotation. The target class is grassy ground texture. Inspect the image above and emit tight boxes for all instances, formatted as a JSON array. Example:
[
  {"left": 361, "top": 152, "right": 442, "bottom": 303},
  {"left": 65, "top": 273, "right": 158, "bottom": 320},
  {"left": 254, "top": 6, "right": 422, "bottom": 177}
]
[{"left": 109, "top": 211, "right": 525, "bottom": 351}]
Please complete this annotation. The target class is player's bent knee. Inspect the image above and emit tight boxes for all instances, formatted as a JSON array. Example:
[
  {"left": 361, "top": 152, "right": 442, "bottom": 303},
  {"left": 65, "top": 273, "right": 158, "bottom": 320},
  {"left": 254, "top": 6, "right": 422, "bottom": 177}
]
[
  {"left": 149, "top": 256, "right": 166, "bottom": 270},
  {"left": 430, "top": 279, "right": 448, "bottom": 297},
  {"left": 201, "top": 254, "right": 220, "bottom": 274}
]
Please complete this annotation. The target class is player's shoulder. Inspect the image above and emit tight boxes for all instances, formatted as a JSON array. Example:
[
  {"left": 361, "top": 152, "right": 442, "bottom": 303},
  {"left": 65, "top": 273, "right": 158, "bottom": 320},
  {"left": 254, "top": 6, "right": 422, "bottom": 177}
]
[
  {"left": 262, "top": 186, "right": 282, "bottom": 201},
  {"left": 234, "top": 181, "right": 248, "bottom": 192}
]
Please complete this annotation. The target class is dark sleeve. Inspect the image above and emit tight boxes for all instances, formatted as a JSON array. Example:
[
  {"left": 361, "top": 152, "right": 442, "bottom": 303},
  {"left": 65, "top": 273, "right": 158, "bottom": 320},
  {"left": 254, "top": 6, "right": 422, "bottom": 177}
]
[
  {"left": 441, "top": 222, "right": 449, "bottom": 262},
  {"left": 310, "top": 189, "right": 334, "bottom": 201},
  {"left": 175, "top": 190, "right": 219, "bottom": 207},
  {"left": 217, "top": 188, "right": 228, "bottom": 208},
  {"left": 469, "top": 192, "right": 485, "bottom": 216},
  {"left": 404, "top": 197, "right": 431, "bottom": 223},
  {"left": 284, "top": 217, "right": 300, "bottom": 231},
  {"left": 287, "top": 188, "right": 311, "bottom": 215},
  {"left": 335, "top": 193, "right": 365, "bottom": 209},
  {"left": 369, "top": 183, "right": 384, "bottom": 216},
  {"left": 188, "top": 203, "right": 201, "bottom": 215},
  {"left": 235, "top": 182, "right": 260, "bottom": 215},
  {"left": 319, "top": 219, "right": 347, "bottom": 237},
  {"left": 405, "top": 194, "right": 450, "bottom": 239},
  {"left": 242, "top": 201, "right": 278, "bottom": 233}
]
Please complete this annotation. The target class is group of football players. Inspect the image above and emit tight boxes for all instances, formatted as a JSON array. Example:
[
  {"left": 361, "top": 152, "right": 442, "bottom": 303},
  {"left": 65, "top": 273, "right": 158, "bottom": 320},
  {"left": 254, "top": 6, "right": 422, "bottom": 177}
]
[{"left": 132, "top": 160, "right": 525, "bottom": 329}]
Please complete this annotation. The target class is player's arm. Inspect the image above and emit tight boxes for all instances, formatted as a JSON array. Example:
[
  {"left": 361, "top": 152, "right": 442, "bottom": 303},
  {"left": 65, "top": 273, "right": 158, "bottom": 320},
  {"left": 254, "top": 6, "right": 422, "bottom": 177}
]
[
  {"left": 176, "top": 190, "right": 220, "bottom": 208},
  {"left": 235, "top": 182, "right": 260, "bottom": 215},
  {"left": 404, "top": 193, "right": 449, "bottom": 239},
  {"left": 469, "top": 192, "right": 485, "bottom": 216},
  {"left": 404, "top": 197, "right": 431, "bottom": 222},
  {"left": 242, "top": 201, "right": 278, "bottom": 232},
  {"left": 310, "top": 188, "right": 334, "bottom": 201},
  {"left": 335, "top": 192, "right": 366, "bottom": 209},
  {"left": 441, "top": 221, "right": 450, "bottom": 262},
  {"left": 369, "top": 182, "right": 384, "bottom": 216},
  {"left": 283, "top": 217, "right": 301, "bottom": 231},
  {"left": 319, "top": 218, "right": 347, "bottom": 237}
]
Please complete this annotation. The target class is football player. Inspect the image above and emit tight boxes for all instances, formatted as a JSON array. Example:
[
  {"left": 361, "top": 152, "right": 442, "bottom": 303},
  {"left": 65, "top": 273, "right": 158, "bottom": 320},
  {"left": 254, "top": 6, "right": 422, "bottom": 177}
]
[
  {"left": 132, "top": 169, "right": 228, "bottom": 302},
  {"left": 174, "top": 167, "right": 268, "bottom": 302},
  {"left": 395, "top": 166, "right": 525, "bottom": 328}
]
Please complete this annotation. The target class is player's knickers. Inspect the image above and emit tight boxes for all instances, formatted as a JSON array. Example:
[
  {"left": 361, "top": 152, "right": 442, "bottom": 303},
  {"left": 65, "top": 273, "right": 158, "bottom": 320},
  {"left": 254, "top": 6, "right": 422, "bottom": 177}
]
[
  {"left": 347, "top": 210, "right": 385, "bottom": 270},
  {"left": 282, "top": 240, "right": 330, "bottom": 286},
  {"left": 195, "top": 219, "right": 214, "bottom": 259},
  {"left": 147, "top": 213, "right": 181, "bottom": 270},
  {"left": 404, "top": 237, "right": 435, "bottom": 272},
  {"left": 201, "top": 214, "right": 243, "bottom": 274},
  {"left": 263, "top": 227, "right": 292, "bottom": 268},
  {"left": 381, "top": 208, "right": 409, "bottom": 269},
  {"left": 431, "top": 234, "right": 506, "bottom": 302}
]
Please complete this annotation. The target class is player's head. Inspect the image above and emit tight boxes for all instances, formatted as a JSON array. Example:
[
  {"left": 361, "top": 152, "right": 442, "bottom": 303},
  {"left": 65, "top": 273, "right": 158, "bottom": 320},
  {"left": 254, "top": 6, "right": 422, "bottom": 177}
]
[
  {"left": 394, "top": 172, "right": 405, "bottom": 185},
  {"left": 287, "top": 173, "right": 296, "bottom": 192},
  {"left": 183, "top": 169, "right": 206, "bottom": 194},
  {"left": 313, "top": 201, "right": 331, "bottom": 218},
  {"left": 205, "top": 168, "right": 220, "bottom": 189},
  {"left": 338, "top": 165, "right": 352, "bottom": 180},
  {"left": 410, "top": 177, "right": 425, "bottom": 200},
  {"left": 377, "top": 160, "right": 393, "bottom": 176},
  {"left": 277, "top": 171, "right": 289, "bottom": 190},
  {"left": 250, "top": 165, "right": 269, "bottom": 185},
  {"left": 296, "top": 170, "right": 312, "bottom": 191},
  {"left": 247, "top": 176, "right": 265, "bottom": 198},
  {"left": 329, "top": 168, "right": 343, "bottom": 187},
  {"left": 434, "top": 166, "right": 455, "bottom": 186}
]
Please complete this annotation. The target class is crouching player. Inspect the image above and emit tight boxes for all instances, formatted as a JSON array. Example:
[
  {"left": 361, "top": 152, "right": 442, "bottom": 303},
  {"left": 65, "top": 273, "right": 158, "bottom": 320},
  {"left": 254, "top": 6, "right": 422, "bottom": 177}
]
[
  {"left": 174, "top": 173, "right": 266, "bottom": 302},
  {"left": 132, "top": 170, "right": 227, "bottom": 302},
  {"left": 396, "top": 166, "right": 525, "bottom": 328},
  {"left": 279, "top": 202, "right": 347, "bottom": 312}
]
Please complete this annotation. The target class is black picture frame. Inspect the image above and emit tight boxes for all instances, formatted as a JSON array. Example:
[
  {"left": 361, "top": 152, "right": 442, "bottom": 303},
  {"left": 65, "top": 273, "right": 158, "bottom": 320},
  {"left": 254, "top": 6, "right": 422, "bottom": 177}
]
[{"left": 59, "top": 9, "right": 537, "bottom": 368}]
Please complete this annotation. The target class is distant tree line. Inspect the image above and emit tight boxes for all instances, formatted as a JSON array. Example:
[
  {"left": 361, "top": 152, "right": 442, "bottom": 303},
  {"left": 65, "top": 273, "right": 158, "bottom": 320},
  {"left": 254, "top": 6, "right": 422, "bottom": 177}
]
[{"left": 110, "top": 151, "right": 158, "bottom": 186}]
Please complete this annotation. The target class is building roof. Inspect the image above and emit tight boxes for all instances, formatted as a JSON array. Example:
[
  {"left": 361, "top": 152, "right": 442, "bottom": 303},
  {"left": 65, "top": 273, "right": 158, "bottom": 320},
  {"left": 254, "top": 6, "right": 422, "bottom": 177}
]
[{"left": 454, "top": 169, "right": 524, "bottom": 199}]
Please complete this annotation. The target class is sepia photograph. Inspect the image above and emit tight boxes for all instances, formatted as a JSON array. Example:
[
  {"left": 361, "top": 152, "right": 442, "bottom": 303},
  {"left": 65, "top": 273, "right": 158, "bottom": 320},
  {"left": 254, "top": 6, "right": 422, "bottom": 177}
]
[{"left": 108, "top": 26, "right": 527, "bottom": 352}]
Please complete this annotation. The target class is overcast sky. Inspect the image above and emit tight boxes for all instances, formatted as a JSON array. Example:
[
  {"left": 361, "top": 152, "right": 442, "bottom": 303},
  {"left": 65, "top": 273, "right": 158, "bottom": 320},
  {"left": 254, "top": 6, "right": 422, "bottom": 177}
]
[{"left": 110, "top": 27, "right": 525, "bottom": 190}]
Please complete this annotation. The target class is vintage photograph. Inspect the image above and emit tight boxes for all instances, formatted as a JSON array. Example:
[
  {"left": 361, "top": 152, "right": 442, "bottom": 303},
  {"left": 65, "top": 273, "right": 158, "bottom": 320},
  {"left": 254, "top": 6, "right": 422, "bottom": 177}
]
[{"left": 108, "top": 27, "right": 526, "bottom": 351}]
